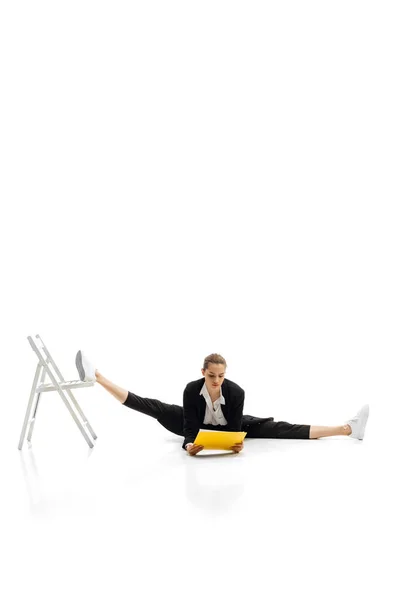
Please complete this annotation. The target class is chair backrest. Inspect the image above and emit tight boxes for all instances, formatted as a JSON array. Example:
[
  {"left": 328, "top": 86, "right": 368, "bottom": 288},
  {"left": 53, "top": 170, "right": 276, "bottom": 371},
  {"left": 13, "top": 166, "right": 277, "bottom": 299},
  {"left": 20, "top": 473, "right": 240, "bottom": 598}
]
[{"left": 27, "top": 335, "right": 65, "bottom": 383}]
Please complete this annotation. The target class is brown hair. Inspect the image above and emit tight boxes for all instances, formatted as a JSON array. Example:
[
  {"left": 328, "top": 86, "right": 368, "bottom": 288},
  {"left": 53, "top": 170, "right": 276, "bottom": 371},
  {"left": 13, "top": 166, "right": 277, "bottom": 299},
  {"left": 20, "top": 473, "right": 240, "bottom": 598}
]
[{"left": 203, "top": 353, "right": 227, "bottom": 371}]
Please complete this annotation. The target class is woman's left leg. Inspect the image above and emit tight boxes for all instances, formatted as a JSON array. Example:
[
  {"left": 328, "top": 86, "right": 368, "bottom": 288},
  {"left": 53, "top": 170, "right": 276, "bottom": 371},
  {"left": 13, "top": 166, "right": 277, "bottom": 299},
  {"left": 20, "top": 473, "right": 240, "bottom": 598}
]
[
  {"left": 246, "top": 419, "right": 352, "bottom": 439},
  {"left": 309, "top": 424, "right": 351, "bottom": 438}
]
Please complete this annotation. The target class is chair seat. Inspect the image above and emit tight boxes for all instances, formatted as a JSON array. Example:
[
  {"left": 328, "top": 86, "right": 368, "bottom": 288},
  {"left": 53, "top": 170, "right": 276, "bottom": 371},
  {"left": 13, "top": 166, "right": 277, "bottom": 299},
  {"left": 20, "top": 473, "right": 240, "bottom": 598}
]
[{"left": 37, "top": 379, "right": 95, "bottom": 392}]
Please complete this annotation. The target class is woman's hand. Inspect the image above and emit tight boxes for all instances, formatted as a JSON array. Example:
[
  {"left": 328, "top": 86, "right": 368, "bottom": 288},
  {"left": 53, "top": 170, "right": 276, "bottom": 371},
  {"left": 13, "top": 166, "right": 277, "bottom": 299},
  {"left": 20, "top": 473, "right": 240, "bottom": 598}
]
[
  {"left": 186, "top": 443, "right": 204, "bottom": 456},
  {"left": 230, "top": 441, "right": 244, "bottom": 453}
]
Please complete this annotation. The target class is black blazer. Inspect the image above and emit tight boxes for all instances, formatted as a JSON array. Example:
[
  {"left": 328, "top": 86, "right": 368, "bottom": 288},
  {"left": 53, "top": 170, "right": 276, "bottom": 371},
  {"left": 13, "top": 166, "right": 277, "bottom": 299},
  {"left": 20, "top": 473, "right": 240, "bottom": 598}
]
[
  {"left": 182, "top": 377, "right": 275, "bottom": 450},
  {"left": 182, "top": 377, "right": 245, "bottom": 449}
]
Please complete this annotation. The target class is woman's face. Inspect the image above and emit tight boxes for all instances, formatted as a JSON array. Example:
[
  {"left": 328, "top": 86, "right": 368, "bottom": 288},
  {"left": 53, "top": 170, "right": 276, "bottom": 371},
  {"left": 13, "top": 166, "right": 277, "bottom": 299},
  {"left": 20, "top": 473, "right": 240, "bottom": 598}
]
[{"left": 201, "top": 363, "right": 226, "bottom": 393}]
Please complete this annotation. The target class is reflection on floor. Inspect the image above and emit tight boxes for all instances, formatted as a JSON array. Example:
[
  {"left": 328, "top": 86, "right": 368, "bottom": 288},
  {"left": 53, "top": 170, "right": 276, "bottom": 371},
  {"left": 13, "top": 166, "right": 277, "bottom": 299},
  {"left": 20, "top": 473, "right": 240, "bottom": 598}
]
[{"left": 4, "top": 414, "right": 396, "bottom": 600}]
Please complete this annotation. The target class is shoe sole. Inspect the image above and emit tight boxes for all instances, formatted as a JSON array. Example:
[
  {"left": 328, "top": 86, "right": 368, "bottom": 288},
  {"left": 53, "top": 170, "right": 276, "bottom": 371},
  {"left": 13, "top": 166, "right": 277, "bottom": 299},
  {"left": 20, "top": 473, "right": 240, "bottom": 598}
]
[
  {"left": 357, "top": 405, "right": 370, "bottom": 440},
  {"left": 75, "top": 350, "right": 86, "bottom": 381}
]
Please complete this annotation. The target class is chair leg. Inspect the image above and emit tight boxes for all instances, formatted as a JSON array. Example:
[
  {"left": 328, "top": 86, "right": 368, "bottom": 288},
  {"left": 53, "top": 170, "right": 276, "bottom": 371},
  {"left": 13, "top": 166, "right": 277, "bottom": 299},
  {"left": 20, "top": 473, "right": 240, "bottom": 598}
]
[
  {"left": 27, "top": 392, "right": 41, "bottom": 443},
  {"left": 66, "top": 389, "right": 98, "bottom": 441},
  {"left": 18, "top": 363, "right": 43, "bottom": 450},
  {"left": 55, "top": 387, "right": 95, "bottom": 448},
  {"left": 26, "top": 362, "right": 47, "bottom": 443}
]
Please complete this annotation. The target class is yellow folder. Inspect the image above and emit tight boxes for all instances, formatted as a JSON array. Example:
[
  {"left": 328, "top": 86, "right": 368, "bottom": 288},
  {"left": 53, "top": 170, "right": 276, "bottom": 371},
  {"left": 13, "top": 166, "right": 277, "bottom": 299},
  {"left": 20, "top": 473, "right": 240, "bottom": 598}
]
[{"left": 193, "top": 429, "right": 247, "bottom": 450}]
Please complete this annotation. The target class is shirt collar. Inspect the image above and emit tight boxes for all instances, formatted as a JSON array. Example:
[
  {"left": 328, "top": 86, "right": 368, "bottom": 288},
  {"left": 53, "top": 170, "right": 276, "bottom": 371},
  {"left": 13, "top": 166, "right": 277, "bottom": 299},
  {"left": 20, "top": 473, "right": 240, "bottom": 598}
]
[{"left": 200, "top": 381, "right": 225, "bottom": 404}]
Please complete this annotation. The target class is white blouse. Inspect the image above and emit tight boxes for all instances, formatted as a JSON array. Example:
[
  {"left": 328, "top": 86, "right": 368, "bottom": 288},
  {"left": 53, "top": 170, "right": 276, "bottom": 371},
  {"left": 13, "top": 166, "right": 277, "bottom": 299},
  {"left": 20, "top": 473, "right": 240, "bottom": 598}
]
[{"left": 200, "top": 382, "right": 228, "bottom": 426}]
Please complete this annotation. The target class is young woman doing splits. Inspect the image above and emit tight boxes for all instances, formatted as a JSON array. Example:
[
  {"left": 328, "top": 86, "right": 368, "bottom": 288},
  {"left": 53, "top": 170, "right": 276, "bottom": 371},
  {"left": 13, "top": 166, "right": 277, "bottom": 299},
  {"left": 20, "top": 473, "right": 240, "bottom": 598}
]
[{"left": 75, "top": 351, "right": 369, "bottom": 456}]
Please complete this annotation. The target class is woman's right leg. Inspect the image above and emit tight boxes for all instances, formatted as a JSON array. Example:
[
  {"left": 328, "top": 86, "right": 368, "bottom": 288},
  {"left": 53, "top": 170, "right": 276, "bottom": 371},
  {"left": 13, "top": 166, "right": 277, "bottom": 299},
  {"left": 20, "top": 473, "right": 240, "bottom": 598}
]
[
  {"left": 95, "top": 370, "right": 184, "bottom": 436},
  {"left": 95, "top": 371, "right": 129, "bottom": 403}
]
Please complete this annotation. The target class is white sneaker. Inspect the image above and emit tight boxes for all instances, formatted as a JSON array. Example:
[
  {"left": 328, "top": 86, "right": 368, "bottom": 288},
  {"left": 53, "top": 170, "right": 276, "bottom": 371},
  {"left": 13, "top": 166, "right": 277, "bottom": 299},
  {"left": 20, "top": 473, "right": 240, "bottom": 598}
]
[
  {"left": 346, "top": 404, "right": 370, "bottom": 440},
  {"left": 75, "top": 350, "right": 96, "bottom": 382}
]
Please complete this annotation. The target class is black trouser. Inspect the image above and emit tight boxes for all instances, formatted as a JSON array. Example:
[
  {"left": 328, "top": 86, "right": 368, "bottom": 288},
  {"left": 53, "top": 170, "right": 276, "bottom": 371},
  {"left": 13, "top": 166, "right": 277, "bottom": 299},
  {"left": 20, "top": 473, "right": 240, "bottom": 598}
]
[{"left": 123, "top": 392, "right": 311, "bottom": 439}]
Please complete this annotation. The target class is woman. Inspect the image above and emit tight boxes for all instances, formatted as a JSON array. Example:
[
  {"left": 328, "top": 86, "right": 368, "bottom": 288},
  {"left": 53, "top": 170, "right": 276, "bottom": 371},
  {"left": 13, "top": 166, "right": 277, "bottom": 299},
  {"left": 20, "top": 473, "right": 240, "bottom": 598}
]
[{"left": 75, "top": 351, "right": 369, "bottom": 455}]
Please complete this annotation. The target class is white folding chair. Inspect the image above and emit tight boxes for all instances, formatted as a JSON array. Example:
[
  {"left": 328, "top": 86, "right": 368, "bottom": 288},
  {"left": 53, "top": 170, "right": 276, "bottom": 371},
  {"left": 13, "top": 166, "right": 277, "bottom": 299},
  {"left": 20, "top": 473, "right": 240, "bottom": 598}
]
[{"left": 18, "top": 334, "right": 97, "bottom": 449}]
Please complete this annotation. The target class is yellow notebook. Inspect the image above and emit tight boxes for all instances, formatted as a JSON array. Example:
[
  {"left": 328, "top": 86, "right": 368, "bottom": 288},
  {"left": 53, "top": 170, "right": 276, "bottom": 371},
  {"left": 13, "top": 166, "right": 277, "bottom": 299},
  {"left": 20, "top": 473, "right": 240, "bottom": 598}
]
[{"left": 194, "top": 429, "right": 247, "bottom": 450}]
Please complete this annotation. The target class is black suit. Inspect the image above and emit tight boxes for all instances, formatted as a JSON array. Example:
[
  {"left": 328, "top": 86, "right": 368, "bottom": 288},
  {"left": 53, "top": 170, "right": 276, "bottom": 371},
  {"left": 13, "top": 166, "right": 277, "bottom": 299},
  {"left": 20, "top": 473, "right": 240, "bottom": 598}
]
[
  {"left": 123, "top": 378, "right": 310, "bottom": 447},
  {"left": 182, "top": 377, "right": 273, "bottom": 449}
]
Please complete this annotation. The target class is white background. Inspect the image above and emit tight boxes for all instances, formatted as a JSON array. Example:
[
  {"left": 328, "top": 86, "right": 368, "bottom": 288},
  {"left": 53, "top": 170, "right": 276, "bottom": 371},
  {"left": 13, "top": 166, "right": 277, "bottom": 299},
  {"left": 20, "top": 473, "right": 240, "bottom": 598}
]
[{"left": 1, "top": 1, "right": 399, "bottom": 598}]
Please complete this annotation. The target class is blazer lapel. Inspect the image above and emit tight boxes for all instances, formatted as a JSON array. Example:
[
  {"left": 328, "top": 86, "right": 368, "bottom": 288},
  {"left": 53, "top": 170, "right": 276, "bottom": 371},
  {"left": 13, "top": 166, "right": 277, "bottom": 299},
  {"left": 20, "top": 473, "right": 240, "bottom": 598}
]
[{"left": 220, "top": 380, "right": 230, "bottom": 421}]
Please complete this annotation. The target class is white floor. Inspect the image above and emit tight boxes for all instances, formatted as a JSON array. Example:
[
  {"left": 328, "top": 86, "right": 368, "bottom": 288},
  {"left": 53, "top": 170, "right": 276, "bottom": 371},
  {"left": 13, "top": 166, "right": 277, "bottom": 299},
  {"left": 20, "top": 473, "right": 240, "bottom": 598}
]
[{"left": 3, "top": 393, "right": 398, "bottom": 600}]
